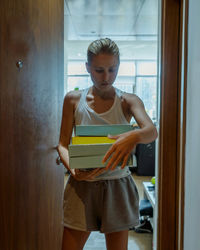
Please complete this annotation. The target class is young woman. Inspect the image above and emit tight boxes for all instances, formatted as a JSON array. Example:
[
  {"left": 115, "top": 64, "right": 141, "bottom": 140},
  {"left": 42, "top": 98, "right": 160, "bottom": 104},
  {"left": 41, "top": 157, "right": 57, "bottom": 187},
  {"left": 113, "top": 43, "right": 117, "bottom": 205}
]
[{"left": 58, "top": 38, "right": 157, "bottom": 250}]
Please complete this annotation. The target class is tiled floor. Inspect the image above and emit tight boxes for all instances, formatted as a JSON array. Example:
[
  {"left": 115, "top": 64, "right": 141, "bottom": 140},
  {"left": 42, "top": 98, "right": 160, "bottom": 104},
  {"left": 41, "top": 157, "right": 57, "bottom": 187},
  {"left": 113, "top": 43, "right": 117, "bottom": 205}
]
[
  {"left": 64, "top": 172, "right": 153, "bottom": 250},
  {"left": 83, "top": 230, "right": 152, "bottom": 250}
]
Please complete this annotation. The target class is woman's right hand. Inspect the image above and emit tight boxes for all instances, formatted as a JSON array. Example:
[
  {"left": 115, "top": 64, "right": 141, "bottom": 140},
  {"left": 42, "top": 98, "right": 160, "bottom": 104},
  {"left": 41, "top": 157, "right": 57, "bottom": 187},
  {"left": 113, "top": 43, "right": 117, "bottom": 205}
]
[
  {"left": 57, "top": 144, "right": 106, "bottom": 181},
  {"left": 70, "top": 167, "right": 106, "bottom": 181}
]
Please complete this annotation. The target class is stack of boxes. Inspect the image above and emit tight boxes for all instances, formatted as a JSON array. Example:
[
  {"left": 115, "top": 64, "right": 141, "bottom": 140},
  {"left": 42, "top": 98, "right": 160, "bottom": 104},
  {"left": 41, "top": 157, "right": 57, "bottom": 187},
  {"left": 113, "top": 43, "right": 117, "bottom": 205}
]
[{"left": 69, "top": 124, "right": 134, "bottom": 170}]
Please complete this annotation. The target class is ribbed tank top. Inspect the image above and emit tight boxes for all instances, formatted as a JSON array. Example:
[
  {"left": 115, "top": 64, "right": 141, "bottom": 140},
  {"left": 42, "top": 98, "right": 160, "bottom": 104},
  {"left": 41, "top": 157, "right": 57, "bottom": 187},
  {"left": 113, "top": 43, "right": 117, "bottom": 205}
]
[{"left": 74, "top": 87, "right": 131, "bottom": 180}]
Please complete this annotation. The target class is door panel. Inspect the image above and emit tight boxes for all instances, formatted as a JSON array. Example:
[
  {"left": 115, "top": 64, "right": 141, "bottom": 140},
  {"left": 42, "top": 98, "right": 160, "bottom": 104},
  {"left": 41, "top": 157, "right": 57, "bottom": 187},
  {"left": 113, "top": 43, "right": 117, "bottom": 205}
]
[{"left": 0, "top": 0, "right": 64, "bottom": 249}]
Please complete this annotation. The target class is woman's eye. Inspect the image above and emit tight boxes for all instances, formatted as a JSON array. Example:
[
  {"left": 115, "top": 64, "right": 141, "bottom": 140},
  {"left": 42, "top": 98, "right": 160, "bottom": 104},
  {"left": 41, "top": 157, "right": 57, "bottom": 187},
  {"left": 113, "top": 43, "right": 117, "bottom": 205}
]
[
  {"left": 96, "top": 69, "right": 104, "bottom": 73},
  {"left": 95, "top": 68, "right": 117, "bottom": 73}
]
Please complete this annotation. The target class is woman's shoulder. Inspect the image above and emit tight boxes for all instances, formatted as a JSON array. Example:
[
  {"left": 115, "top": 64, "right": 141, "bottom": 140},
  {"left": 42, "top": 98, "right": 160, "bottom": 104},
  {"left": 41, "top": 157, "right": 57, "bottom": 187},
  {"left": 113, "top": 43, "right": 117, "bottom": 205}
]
[
  {"left": 115, "top": 88, "right": 141, "bottom": 101},
  {"left": 63, "top": 89, "right": 85, "bottom": 107},
  {"left": 65, "top": 90, "right": 82, "bottom": 99},
  {"left": 122, "top": 92, "right": 140, "bottom": 99},
  {"left": 117, "top": 89, "right": 144, "bottom": 106},
  {"left": 123, "top": 93, "right": 145, "bottom": 111}
]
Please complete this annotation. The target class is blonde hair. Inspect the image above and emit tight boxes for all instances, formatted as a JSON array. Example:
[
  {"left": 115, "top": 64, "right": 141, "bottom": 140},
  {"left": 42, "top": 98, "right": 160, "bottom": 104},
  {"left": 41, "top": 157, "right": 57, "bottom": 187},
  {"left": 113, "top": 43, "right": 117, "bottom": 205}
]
[{"left": 87, "top": 38, "right": 120, "bottom": 65}]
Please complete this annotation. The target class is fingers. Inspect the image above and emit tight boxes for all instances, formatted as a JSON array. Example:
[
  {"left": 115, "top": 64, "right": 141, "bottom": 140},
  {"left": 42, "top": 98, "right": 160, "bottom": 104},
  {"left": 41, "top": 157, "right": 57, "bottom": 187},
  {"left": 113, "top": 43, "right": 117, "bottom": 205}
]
[
  {"left": 86, "top": 168, "right": 101, "bottom": 177},
  {"left": 105, "top": 151, "right": 123, "bottom": 170},
  {"left": 102, "top": 144, "right": 116, "bottom": 163},
  {"left": 87, "top": 168, "right": 106, "bottom": 179},
  {"left": 70, "top": 169, "right": 76, "bottom": 176},
  {"left": 74, "top": 169, "right": 90, "bottom": 181},
  {"left": 74, "top": 167, "right": 106, "bottom": 181},
  {"left": 121, "top": 154, "right": 130, "bottom": 169},
  {"left": 66, "top": 166, "right": 76, "bottom": 176},
  {"left": 102, "top": 136, "right": 120, "bottom": 163},
  {"left": 105, "top": 150, "right": 132, "bottom": 170}
]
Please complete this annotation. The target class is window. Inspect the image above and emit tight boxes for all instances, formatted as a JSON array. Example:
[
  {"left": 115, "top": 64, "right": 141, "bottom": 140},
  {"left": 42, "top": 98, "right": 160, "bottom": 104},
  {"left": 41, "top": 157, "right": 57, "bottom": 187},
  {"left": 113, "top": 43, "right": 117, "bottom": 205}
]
[
  {"left": 65, "top": 60, "right": 91, "bottom": 93},
  {"left": 135, "top": 61, "right": 157, "bottom": 122},
  {"left": 136, "top": 61, "right": 157, "bottom": 75},
  {"left": 65, "top": 60, "right": 157, "bottom": 121},
  {"left": 136, "top": 76, "right": 157, "bottom": 122}
]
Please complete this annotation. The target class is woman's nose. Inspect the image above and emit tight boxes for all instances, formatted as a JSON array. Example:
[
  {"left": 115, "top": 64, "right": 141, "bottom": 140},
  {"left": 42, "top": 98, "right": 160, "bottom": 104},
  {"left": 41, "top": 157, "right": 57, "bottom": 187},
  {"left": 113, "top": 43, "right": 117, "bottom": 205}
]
[{"left": 103, "top": 71, "right": 109, "bottom": 81}]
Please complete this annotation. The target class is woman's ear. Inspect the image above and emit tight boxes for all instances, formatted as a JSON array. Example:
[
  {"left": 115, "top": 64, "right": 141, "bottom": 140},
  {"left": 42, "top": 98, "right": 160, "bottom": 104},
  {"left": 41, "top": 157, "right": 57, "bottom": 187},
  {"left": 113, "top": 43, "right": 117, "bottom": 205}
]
[{"left": 85, "top": 62, "right": 91, "bottom": 73}]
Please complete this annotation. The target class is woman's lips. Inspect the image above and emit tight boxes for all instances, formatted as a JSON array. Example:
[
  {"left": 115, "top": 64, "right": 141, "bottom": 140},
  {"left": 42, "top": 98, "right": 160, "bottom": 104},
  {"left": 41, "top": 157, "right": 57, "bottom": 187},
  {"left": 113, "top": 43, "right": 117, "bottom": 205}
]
[{"left": 101, "top": 82, "right": 109, "bottom": 86}]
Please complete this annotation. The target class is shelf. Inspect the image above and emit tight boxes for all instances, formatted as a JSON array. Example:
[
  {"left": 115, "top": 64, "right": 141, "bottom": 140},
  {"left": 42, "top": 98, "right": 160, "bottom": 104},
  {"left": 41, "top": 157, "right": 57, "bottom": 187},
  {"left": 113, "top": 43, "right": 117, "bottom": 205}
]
[{"left": 143, "top": 181, "right": 155, "bottom": 209}]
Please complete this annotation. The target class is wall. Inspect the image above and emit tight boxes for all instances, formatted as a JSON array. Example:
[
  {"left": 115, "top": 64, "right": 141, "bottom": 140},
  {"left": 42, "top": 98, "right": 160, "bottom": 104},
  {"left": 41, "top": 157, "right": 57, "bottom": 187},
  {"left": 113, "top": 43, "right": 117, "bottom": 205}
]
[{"left": 184, "top": 0, "right": 200, "bottom": 249}]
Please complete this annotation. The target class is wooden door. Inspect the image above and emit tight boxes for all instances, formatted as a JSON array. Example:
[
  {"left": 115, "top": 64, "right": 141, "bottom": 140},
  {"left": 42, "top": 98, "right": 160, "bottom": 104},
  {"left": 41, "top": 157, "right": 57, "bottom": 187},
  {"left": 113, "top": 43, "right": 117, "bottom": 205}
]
[
  {"left": 158, "top": 0, "right": 187, "bottom": 249},
  {"left": 0, "top": 0, "right": 64, "bottom": 249}
]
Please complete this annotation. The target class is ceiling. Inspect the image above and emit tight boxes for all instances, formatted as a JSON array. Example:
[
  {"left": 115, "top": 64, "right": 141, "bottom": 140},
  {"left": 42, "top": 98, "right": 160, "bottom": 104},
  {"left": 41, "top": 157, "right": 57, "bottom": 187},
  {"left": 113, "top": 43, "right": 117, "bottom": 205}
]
[
  {"left": 64, "top": 0, "right": 158, "bottom": 60},
  {"left": 64, "top": 0, "right": 158, "bottom": 41}
]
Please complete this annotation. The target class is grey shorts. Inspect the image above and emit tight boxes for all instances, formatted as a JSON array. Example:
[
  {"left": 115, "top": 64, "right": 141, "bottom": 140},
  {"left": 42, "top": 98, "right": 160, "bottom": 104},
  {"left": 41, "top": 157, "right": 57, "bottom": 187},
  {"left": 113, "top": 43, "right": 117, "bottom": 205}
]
[{"left": 63, "top": 175, "right": 139, "bottom": 233}]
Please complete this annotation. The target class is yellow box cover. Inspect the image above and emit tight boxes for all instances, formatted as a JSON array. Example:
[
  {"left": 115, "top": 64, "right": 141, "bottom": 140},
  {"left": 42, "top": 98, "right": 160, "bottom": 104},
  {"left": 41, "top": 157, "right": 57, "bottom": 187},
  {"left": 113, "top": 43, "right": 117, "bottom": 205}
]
[{"left": 71, "top": 136, "right": 116, "bottom": 145}]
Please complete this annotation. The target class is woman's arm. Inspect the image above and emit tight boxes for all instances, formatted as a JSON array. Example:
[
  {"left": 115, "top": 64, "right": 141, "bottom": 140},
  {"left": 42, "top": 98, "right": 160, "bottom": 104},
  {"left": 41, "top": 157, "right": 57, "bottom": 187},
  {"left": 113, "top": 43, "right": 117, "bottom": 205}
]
[
  {"left": 57, "top": 91, "right": 107, "bottom": 180},
  {"left": 125, "top": 93, "right": 158, "bottom": 144},
  {"left": 57, "top": 92, "right": 75, "bottom": 172},
  {"left": 103, "top": 93, "right": 158, "bottom": 170}
]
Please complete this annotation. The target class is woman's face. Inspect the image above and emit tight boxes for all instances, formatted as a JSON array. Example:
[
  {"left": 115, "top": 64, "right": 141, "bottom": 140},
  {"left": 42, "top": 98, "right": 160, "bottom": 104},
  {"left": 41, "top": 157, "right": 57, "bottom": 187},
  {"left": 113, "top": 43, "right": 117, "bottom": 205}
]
[{"left": 86, "top": 53, "right": 119, "bottom": 92}]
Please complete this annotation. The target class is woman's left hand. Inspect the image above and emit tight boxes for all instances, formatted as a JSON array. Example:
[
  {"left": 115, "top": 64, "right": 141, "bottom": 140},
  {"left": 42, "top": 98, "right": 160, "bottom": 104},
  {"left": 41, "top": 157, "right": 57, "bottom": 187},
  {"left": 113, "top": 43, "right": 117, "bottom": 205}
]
[{"left": 102, "top": 131, "right": 140, "bottom": 170}]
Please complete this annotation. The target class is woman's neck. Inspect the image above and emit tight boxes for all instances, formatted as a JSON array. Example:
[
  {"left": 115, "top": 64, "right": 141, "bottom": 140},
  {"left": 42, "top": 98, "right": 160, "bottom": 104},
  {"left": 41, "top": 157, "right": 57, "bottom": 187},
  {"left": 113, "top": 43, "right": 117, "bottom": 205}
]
[{"left": 91, "top": 86, "right": 115, "bottom": 100}]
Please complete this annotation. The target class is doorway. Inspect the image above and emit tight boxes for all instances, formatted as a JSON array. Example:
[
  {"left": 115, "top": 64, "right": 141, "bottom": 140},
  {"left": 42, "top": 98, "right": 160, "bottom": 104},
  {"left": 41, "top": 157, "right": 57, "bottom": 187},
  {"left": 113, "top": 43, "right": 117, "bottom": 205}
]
[
  {"left": 63, "top": 0, "right": 186, "bottom": 249},
  {"left": 64, "top": 0, "right": 158, "bottom": 249},
  {"left": 0, "top": 0, "right": 185, "bottom": 249}
]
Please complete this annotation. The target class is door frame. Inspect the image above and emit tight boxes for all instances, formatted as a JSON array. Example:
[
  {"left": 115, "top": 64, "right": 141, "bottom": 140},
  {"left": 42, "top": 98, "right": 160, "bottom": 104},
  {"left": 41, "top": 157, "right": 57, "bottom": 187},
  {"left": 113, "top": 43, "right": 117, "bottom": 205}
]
[
  {"left": 157, "top": 0, "right": 188, "bottom": 249},
  {"left": 62, "top": 0, "right": 188, "bottom": 249}
]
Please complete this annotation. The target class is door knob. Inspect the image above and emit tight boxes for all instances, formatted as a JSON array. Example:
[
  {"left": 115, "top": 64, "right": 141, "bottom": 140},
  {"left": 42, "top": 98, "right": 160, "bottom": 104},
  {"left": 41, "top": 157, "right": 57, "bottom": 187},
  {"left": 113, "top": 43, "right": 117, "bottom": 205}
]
[{"left": 16, "top": 60, "right": 23, "bottom": 69}]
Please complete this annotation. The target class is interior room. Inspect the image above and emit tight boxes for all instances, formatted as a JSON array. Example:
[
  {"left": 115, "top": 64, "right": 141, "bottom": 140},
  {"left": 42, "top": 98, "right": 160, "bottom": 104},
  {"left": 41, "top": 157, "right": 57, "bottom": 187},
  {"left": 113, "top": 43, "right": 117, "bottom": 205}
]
[
  {"left": 64, "top": 0, "right": 158, "bottom": 249},
  {"left": 1, "top": 0, "right": 200, "bottom": 249},
  {"left": 0, "top": 0, "right": 200, "bottom": 250}
]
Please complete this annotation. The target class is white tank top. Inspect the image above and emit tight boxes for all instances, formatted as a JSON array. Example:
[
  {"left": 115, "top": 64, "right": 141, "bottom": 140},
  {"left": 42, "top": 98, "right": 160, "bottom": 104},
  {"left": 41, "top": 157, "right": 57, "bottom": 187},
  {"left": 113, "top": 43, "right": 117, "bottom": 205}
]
[{"left": 74, "top": 87, "right": 131, "bottom": 180}]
